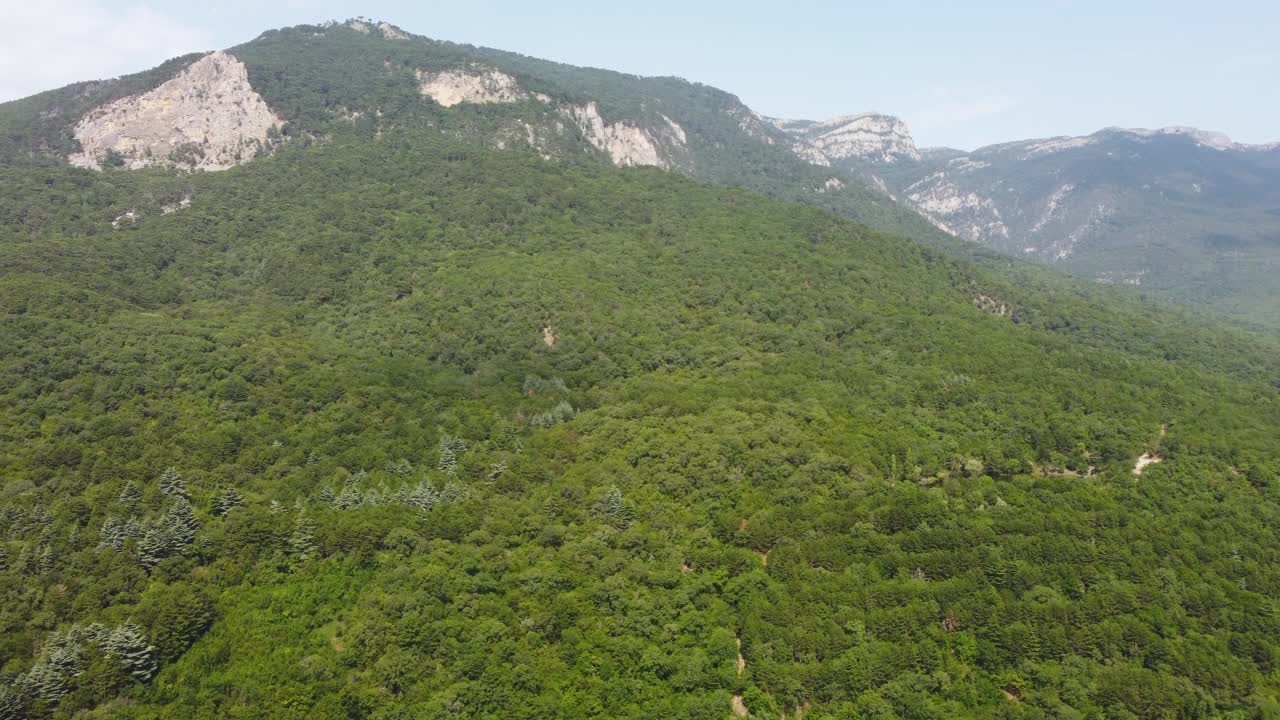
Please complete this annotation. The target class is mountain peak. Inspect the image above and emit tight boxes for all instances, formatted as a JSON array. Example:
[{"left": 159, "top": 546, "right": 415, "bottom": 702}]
[{"left": 768, "top": 112, "right": 920, "bottom": 165}]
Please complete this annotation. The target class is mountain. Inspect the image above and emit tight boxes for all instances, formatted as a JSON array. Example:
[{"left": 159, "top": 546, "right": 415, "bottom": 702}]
[
  {"left": 10, "top": 18, "right": 1277, "bottom": 331},
  {"left": 0, "top": 19, "right": 943, "bottom": 246},
  {"left": 2, "top": 18, "right": 1280, "bottom": 720},
  {"left": 773, "top": 115, "right": 1280, "bottom": 330}
]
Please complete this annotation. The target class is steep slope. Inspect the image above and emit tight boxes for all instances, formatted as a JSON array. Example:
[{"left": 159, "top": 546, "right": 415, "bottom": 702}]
[{"left": 2, "top": 125, "right": 1280, "bottom": 718}]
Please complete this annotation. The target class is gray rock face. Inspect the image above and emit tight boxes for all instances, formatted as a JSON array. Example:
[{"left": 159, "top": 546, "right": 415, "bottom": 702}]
[
  {"left": 769, "top": 113, "right": 921, "bottom": 164},
  {"left": 68, "top": 51, "right": 282, "bottom": 171}
]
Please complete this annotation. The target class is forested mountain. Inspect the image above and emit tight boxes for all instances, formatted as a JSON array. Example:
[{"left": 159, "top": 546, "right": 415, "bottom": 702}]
[
  {"left": 772, "top": 116, "right": 1280, "bottom": 330},
  {"left": 0, "top": 19, "right": 941, "bottom": 246},
  {"left": 2, "top": 18, "right": 1280, "bottom": 720}
]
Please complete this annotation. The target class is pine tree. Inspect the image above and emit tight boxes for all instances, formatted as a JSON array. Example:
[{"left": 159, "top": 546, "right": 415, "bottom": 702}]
[
  {"left": 334, "top": 483, "right": 363, "bottom": 510},
  {"left": 0, "top": 683, "right": 25, "bottom": 720},
  {"left": 211, "top": 486, "right": 245, "bottom": 516},
  {"left": 594, "top": 485, "right": 633, "bottom": 529},
  {"left": 117, "top": 481, "right": 143, "bottom": 507},
  {"left": 437, "top": 436, "right": 466, "bottom": 474},
  {"left": 290, "top": 513, "right": 317, "bottom": 560},
  {"left": 138, "top": 525, "right": 177, "bottom": 569},
  {"left": 385, "top": 458, "right": 413, "bottom": 476},
  {"left": 438, "top": 481, "right": 471, "bottom": 505},
  {"left": 45, "top": 632, "right": 83, "bottom": 676},
  {"left": 158, "top": 468, "right": 188, "bottom": 499},
  {"left": 97, "top": 518, "right": 126, "bottom": 552},
  {"left": 166, "top": 498, "right": 200, "bottom": 546},
  {"left": 105, "top": 623, "right": 157, "bottom": 682},
  {"left": 22, "top": 662, "right": 67, "bottom": 706},
  {"left": 402, "top": 481, "right": 437, "bottom": 512}
]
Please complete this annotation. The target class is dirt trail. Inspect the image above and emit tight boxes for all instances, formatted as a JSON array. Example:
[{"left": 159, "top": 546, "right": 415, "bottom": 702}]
[{"left": 1133, "top": 424, "right": 1167, "bottom": 477}]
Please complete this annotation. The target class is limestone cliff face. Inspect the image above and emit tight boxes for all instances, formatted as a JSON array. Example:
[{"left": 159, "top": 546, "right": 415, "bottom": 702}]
[
  {"left": 417, "top": 67, "right": 532, "bottom": 107},
  {"left": 770, "top": 113, "right": 921, "bottom": 165},
  {"left": 565, "top": 102, "right": 686, "bottom": 168},
  {"left": 69, "top": 51, "right": 282, "bottom": 171}
]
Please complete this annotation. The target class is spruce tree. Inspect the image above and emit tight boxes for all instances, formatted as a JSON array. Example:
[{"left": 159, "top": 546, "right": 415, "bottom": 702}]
[
  {"left": 290, "top": 513, "right": 317, "bottom": 560},
  {"left": 22, "top": 662, "right": 67, "bottom": 706},
  {"left": 211, "top": 486, "right": 245, "bottom": 516},
  {"left": 437, "top": 436, "right": 466, "bottom": 474},
  {"left": 166, "top": 498, "right": 200, "bottom": 546},
  {"left": 158, "top": 468, "right": 188, "bottom": 499},
  {"left": 97, "top": 518, "right": 126, "bottom": 552},
  {"left": 0, "top": 683, "right": 25, "bottom": 720},
  {"left": 138, "top": 525, "right": 177, "bottom": 569},
  {"left": 594, "top": 485, "right": 633, "bottom": 529},
  {"left": 45, "top": 634, "right": 83, "bottom": 677},
  {"left": 117, "top": 481, "right": 143, "bottom": 507},
  {"left": 105, "top": 623, "right": 156, "bottom": 682}
]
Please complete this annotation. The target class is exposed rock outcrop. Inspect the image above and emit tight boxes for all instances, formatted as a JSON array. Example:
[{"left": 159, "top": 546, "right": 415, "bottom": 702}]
[
  {"left": 565, "top": 102, "right": 685, "bottom": 168},
  {"left": 68, "top": 51, "right": 282, "bottom": 171},
  {"left": 417, "top": 66, "right": 534, "bottom": 106},
  {"left": 377, "top": 22, "right": 409, "bottom": 40},
  {"left": 770, "top": 112, "right": 921, "bottom": 164},
  {"left": 905, "top": 173, "right": 1008, "bottom": 241}
]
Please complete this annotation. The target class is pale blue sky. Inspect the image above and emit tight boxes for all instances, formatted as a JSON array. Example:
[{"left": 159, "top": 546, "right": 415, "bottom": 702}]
[{"left": 3, "top": 0, "right": 1276, "bottom": 149}]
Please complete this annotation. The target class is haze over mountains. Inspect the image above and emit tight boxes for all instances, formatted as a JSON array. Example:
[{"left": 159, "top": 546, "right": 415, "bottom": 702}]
[
  {"left": 2, "top": 18, "right": 1280, "bottom": 720},
  {"left": 4, "top": 18, "right": 1275, "bottom": 329}
]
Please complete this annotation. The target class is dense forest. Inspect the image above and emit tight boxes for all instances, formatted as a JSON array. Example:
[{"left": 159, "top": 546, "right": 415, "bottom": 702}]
[{"left": 0, "top": 126, "right": 1278, "bottom": 719}]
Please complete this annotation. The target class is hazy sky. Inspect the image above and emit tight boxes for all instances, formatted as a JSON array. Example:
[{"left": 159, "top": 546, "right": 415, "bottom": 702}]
[{"left": 2, "top": 0, "right": 1276, "bottom": 150}]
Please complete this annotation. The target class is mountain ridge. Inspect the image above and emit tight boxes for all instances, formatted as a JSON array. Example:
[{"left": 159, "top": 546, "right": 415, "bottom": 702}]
[{"left": 2, "top": 17, "right": 1278, "bottom": 330}]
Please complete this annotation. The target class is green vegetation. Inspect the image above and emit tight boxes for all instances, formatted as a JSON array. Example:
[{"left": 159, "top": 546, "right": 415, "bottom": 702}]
[{"left": 1, "top": 128, "right": 1279, "bottom": 719}]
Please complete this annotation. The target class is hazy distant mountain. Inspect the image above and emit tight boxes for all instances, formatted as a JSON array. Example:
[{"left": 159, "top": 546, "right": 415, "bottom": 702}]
[{"left": 774, "top": 116, "right": 1280, "bottom": 329}]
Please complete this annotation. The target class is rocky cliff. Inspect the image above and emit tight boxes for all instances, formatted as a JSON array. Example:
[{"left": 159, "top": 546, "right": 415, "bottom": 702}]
[{"left": 68, "top": 51, "right": 282, "bottom": 171}]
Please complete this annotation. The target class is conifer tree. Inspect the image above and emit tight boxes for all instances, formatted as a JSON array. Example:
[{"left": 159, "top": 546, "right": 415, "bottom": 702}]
[
  {"left": 437, "top": 436, "right": 466, "bottom": 474},
  {"left": 22, "top": 662, "right": 67, "bottom": 706},
  {"left": 138, "top": 525, "right": 177, "bottom": 569},
  {"left": 166, "top": 497, "right": 200, "bottom": 546},
  {"left": 211, "top": 486, "right": 245, "bottom": 516},
  {"left": 594, "top": 485, "right": 633, "bottom": 529},
  {"left": 290, "top": 513, "right": 317, "bottom": 560},
  {"left": 0, "top": 683, "right": 25, "bottom": 720},
  {"left": 97, "top": 518, "right": 126, "bottom": 552},
  {"left": 158, "top": 468, "right": 188, "bottom": 499},
  {"left": 117, "top": 481, "right": 143, "bottom": 507},
  {"left": 105, "top": 623, "right": 157, "bottom": 682}
]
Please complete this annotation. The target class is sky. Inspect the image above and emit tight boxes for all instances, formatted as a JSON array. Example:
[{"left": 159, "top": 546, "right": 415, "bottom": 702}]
[{"left": 1, "top": 0, "right": 1276, "bottom": 150}]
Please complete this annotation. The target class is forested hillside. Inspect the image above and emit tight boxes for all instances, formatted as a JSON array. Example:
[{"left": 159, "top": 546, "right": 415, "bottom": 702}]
[{"left": 2, "top": 125, "right": 1280, "bottom": 719}]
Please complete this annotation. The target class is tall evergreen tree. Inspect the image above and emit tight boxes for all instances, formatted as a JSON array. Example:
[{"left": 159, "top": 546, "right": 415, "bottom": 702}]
[
  {"left": 290, "top": 512, "right": 317, "bottom": 560},
  {"left": 22, "top": 662, "right": 67, "bottom": 706},
  {"left": 211, "top": 486, "right": 245, "bottom": 516},
  {"left": 0, "top": 683, "right": 25, "bottom": 720},
  {"left": 117, "top": 481, "right": 143, "bottom": 507},
  {"left": 105, "top": 623, "right": 157, "bottom": 682},
  {"left": 158, "top": 468, "right": 188, "bottom": 500},
  {"left": 166, "top": 498, "right": 200, "bottom": 546}
]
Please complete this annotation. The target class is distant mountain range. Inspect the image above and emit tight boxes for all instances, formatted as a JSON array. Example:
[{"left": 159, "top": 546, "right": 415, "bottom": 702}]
[
  {"left": 771, "top": 115, "right": 1280, "bottom": 328},
  {"left": 2, "top": 18, "right": 1277, "bottom": 329}
]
